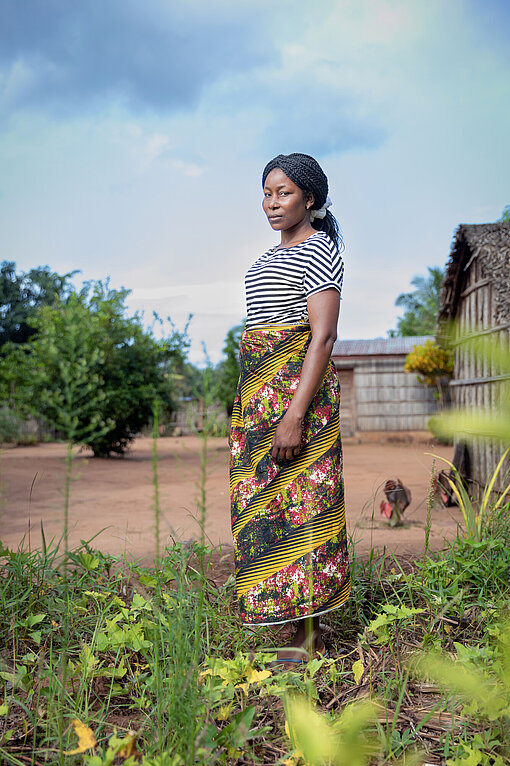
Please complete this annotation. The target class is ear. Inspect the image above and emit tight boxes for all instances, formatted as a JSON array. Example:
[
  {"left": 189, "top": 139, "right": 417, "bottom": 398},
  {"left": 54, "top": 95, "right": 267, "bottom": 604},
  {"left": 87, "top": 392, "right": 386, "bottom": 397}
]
[{"left": 305, "top": 192, "right": 315, "bottom": 210}]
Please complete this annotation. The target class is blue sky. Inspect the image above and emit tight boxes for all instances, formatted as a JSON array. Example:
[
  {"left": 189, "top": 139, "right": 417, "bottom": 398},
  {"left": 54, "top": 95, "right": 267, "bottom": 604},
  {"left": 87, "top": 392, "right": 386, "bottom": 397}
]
[{"left": 1, "top": 0, "right": 509, "bottom": 363}]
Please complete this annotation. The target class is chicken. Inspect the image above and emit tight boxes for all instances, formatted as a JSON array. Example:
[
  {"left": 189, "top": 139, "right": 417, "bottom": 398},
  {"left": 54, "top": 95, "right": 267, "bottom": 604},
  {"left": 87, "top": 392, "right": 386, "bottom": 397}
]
[{"left": 380, "top": 479, "right": 412, "bottom": 527}]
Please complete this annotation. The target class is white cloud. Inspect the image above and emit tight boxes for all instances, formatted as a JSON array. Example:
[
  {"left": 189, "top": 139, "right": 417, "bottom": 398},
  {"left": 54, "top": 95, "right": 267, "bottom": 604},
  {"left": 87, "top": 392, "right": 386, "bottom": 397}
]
[
  {"left": 130, "top": 280, "right": 243, "bottom": 314},
  {"left": 1, "top": 0, "right": 509, "bottom": 364}
]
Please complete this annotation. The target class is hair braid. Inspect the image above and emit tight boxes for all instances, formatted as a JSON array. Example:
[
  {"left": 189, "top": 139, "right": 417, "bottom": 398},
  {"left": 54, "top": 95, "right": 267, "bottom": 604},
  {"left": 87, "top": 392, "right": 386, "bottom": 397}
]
[{"left": 262, "top": 152, "right": 343, "bottom": 250}]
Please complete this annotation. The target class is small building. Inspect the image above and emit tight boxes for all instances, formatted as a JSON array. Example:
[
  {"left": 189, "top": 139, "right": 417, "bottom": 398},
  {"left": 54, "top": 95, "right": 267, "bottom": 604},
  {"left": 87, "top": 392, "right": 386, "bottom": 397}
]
[
  {"left": 439, "top": 222, "right": 510, "bottom": 492},
  {"left": 332, "top": 337, "right": 438, "bottom": 437}
]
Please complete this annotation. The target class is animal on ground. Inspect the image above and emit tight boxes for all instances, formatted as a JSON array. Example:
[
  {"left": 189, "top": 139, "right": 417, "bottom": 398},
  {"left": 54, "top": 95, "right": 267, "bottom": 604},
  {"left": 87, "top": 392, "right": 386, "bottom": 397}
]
[{"left": 380, "top": 478, "right": 412, "bottom": 526}]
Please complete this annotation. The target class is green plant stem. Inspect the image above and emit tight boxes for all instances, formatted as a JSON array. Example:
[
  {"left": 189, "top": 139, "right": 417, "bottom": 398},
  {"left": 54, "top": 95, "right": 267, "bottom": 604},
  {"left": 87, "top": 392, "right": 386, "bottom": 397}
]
[
  {"left": 57, "top": 439, "right": 73, "bottom": 763},
  {"left": 152, "top": 400, "right": 161, "bottom": 563},
  {"left": 424, "top": 458, "right": 435, "bottom": 562}
]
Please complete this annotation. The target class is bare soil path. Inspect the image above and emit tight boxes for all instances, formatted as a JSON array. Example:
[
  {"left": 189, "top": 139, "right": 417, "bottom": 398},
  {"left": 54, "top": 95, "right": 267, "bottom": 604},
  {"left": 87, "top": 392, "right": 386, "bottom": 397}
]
[{"left": 0, "top": 436, "right": 459, "bottom": 561}]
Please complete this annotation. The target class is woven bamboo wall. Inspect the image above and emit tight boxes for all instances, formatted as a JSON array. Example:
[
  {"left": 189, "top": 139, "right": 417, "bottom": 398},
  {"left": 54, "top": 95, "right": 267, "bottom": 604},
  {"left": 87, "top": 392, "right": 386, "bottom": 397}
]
[
  {"left": 353, "top": 359, "right": 437, "bottom": 431},
  {"left": 440, "top": 223, "right": 510, "bottom": 493},
  {"left": 333, "top": 343, "right": 438, "bottom": 434}
]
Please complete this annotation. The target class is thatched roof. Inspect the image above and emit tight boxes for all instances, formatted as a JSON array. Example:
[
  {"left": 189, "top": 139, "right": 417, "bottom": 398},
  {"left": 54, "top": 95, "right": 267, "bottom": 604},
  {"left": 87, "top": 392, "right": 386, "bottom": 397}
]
[{"left": 439, "top": 222, "right": 510, "bottom": 322}]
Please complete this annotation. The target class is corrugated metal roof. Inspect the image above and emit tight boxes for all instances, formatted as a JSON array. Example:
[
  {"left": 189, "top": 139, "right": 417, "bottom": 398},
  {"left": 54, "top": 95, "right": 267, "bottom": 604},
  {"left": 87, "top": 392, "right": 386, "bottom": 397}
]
[{"left": 332, "top": 336, "right": 433, "bottom": 357}]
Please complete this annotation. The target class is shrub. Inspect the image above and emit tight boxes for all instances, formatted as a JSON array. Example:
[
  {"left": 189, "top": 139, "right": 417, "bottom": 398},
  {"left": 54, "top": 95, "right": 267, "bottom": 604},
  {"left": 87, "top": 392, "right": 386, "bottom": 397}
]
[
  {"left": 0, "top": 282, "right": 189, "bottom": 456},
  {"left": 0, "top": 406, "right": 22, "bottom": 443},
  {"left": 405, "top": 339, "right": 453, "bottom": 407}
]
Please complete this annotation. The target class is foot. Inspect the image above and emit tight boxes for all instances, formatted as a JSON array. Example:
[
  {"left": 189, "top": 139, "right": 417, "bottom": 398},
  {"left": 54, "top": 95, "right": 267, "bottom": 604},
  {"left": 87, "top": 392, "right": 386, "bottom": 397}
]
[{"left": 274, "top": 621, "right": 326, "bottom": 666}]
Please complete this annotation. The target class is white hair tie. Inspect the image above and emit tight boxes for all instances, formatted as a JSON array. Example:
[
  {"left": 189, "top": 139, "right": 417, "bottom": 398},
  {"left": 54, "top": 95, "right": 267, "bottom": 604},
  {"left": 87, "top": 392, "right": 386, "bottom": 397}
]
[{"left": 309, "top": 195, "right": 332, "bottom": 221}]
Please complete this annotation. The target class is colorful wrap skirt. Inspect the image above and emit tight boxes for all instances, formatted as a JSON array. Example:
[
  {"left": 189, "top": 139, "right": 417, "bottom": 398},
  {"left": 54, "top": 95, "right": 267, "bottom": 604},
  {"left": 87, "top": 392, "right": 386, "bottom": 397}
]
[{"left": 229, "top": 324, "right": 350, "bottom": 625}]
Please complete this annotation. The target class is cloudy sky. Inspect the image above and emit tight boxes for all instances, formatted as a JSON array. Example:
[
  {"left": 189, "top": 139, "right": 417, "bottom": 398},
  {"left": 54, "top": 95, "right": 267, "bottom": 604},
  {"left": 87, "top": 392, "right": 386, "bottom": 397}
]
[{"left": 1, "top": 0, "right": 509, "bottom": 363}]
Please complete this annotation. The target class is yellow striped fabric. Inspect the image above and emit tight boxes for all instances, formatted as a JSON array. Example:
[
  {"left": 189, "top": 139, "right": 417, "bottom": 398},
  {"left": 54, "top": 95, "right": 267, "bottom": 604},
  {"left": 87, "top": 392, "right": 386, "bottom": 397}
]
[
  {"left": 232, "top": 410, "right": 340, "bottom": 538},
  {"left": 311, "top": 578, "right": 351, "bottom": 615},
  {"left": 229, "top": 425, "right": 276, "bottom": 492},
  {"left": 236, "top": 499, "right": 345, "bottom": 596},
  {"left": 230, "top": 325, "right": 309, "bottom": 433},
  {"left": 239, "top": 330, "right": 309, "bottom": 411},
  {"left": 229, "top": 322, "right": 350, "bottom": 625}
]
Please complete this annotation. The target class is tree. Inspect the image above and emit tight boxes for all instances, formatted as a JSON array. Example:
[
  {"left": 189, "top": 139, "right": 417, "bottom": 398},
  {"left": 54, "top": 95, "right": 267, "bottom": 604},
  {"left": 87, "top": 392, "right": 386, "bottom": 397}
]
[
  {"left": 0, "top": 261, "right": 76, "bottom": 348},
  {"left": 1, "top": 281, "right": 189, "bottom": 456},
  {"left": 215, "top": 322, "right": 245, "bottom": 416},
  {"left": 84, "top": 281, "right": 190, "bottom": 455},
  {"left": 388, "top": 267, "right": 444, "bottom": 337},
  {"left": 499, "top": 205, "right": 510, "bottom": 222},
  {"left": 9, "top": 295, "right": 109, "bottom": 439}
]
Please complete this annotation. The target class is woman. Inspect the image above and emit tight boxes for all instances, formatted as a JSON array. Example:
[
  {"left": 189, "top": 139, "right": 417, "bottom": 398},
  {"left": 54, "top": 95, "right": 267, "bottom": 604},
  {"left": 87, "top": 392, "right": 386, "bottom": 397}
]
[{"left": 230, "top": 153, "right": 350, "bottom": 664}]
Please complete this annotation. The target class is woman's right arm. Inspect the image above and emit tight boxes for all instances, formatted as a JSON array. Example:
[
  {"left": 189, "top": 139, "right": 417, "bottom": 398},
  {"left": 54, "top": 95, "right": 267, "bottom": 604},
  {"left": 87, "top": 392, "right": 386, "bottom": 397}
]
[{"left": 270, "top": 287, "right": 339, "bottom": 462}]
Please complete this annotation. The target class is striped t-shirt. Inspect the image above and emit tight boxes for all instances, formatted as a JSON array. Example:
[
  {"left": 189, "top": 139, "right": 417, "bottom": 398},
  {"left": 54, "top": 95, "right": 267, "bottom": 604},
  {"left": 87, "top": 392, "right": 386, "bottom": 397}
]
[{"left": 245, "top": 231, "right": 344, "bottom": 328}]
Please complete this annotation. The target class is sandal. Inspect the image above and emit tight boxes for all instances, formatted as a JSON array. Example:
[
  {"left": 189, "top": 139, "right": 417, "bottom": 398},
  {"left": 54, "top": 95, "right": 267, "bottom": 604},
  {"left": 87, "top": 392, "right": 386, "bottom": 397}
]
[{"left": 270, "top": 645, "right": 328, "bottom": 668}]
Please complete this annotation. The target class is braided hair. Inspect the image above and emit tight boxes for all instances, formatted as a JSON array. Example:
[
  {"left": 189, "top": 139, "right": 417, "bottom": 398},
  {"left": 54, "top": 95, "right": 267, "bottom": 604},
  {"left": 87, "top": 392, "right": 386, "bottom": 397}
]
[{"left": 262, "top": 152, "right": 343, "bottom": 250}]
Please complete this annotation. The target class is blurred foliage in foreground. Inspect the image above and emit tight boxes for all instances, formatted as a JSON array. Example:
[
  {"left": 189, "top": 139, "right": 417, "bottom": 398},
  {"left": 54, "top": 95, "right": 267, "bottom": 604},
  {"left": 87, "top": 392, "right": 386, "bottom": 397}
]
[{"left": 434, "top": 333, "right": 510, "bottom": 445}]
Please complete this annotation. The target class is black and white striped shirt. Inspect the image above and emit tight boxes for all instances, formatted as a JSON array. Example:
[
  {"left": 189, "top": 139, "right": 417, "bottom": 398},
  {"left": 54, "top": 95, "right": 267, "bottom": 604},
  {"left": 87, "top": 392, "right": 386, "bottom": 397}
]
[{"left": 245, "top": 231, "right": 344, "bottom": 328}]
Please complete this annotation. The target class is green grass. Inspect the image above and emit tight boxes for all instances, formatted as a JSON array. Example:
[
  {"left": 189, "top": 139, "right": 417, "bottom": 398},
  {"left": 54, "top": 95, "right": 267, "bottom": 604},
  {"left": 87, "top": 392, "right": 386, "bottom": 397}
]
[
  {"left": 1, "top": 407, "right": 510, "bottom": 764},
  {"left": 0, "top": 525, "right": 509, "bottom": 765}
]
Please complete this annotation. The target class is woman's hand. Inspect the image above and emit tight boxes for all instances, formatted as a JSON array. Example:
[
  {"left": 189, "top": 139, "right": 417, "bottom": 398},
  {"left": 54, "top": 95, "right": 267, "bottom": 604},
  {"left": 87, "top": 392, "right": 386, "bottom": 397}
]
[{"left": 271, "top": 412, "right": 303, "bottom": 462}]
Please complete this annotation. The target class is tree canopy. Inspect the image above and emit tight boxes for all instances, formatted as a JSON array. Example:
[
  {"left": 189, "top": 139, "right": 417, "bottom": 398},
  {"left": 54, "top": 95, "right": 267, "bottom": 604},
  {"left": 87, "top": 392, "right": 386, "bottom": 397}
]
[
  {"left": 1, "top": 279, "right": 189, "bottom": 455},
  {"left": 0, "top": 261, "right": 76, "bottom": 348},
  {"left": 0, "top": 261, "right": 249, "bottom": 448},
  {"left": 215, "top": 322, "right": 244, "bottom": 416},
  {"left": 388, "top": 266, "right": 444, "bottom": 337}
]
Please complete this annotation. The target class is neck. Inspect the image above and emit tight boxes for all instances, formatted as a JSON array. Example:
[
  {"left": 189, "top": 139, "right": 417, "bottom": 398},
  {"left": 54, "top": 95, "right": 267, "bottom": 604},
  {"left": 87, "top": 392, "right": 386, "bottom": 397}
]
[{"left": 279, "top": 220, "right": 316, "bottom": 248}]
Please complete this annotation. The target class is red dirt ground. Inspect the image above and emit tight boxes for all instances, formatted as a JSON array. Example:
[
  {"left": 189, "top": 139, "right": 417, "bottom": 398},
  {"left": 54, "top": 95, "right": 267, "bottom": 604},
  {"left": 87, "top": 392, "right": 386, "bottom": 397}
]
[{"left": 0, "top": 436, "right": 460, "bottom": 563}]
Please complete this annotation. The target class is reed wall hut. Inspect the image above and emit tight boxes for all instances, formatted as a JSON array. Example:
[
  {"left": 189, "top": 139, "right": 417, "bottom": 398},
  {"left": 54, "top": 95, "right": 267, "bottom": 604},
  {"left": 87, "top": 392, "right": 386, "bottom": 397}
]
[
  {"left": 439, "top": 222, "right": 510, "bottom": 492},
  {"left": 331, "top": 337, "right": 438, "bottom": 437}
]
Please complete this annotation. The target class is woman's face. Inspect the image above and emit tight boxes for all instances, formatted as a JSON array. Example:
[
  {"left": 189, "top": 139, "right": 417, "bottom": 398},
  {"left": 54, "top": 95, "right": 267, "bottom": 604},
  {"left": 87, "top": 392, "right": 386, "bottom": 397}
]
[{"left": 262, "top": 168, "right": 314, "bottom": 232}]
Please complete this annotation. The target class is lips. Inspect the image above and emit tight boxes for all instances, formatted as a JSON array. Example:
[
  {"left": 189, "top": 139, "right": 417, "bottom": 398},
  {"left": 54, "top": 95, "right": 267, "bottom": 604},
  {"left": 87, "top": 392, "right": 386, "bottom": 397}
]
[{"left": 268, "top": 215, "right": 283, "bottom": 221}]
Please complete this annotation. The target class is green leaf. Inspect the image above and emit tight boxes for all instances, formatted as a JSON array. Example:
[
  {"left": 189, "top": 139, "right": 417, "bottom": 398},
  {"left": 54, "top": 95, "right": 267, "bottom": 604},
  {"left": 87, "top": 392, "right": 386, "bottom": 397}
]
[
  {"left": 78, "top": 553, "right": 100, "bottom": 571},
  {"left": 131, "top": 592, "right": 152, "bottom": 610},
  {"left": 139, "top": 574, "right": 158, "bottom": 587},
  {"left": 27, "top": 613, "right": 46, "bottom": 627},
  {"left": 94, "top": 664, "right": 127, "bottom": 679},
  {"left": 305, "top": 656, "right": 329, "bottom": 678},
  {"left": 352, "top": 659, "right": 365, "bottom": 684},
  {"left": 367, "top": 612, "right": 391, "bottom": 632},
  {"left": 385, "top": 605, "right": 425, "bottom": 619}
]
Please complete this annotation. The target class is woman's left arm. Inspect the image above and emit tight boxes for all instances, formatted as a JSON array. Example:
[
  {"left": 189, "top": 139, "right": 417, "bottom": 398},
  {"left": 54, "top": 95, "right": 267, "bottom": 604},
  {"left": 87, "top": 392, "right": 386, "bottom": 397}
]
[{"left": 271, "top": 288, "right": 340, "bottom": 462}]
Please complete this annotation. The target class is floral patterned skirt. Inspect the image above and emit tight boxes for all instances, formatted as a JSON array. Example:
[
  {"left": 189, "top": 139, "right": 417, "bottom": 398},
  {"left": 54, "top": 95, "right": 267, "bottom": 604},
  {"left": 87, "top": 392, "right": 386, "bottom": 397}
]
[{"left": 229, "top": 324, "right": 350, "bottom": 625}]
